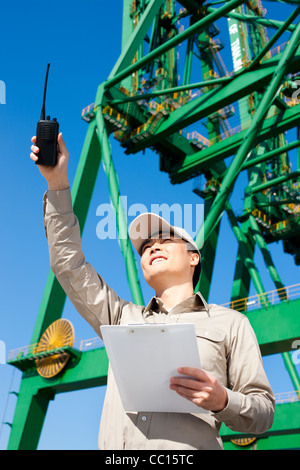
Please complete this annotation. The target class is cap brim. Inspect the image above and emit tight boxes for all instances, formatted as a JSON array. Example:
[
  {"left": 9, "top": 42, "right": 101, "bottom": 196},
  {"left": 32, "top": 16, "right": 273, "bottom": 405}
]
[{"left": 128, "top": 212, "right": 200, "bottom": 256}]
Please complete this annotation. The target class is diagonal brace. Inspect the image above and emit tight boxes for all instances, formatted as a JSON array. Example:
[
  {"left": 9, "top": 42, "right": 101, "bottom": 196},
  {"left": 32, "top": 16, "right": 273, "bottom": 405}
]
[{"left": 195, "top": 18, "right": 300, "bottom": 248}]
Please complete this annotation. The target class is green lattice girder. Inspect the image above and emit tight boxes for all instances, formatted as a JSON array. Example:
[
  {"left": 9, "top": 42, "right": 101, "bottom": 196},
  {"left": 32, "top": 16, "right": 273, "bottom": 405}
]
[
  {"left": 7, "top": 0, "right": 300, "bottom": 450},
  {"left": 115, "top": 47, "right": 300, "bottom": 156},
  {"left": 247, "top": 297, "right": 300, "bottom": 356},
  {"left": 109, "top": 0, "right": 165, "bottom": 79},
  {"left": 102, "top": 0, "right": 246, "bottom": 92},
  {"left": 170, "top": 105, "right": 300, "bottom": 183},
  {"left": 6, "top": 348, "right": 108, "bottom": 450}
]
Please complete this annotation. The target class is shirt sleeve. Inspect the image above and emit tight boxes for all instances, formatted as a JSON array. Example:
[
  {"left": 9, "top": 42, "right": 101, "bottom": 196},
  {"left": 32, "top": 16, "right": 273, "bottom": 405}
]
[
  {"left": 43, "top": 187, "right": 127, "bottom": 336},
  {"left": 213, "top": 315, "right": 275, "bottom": 435}
]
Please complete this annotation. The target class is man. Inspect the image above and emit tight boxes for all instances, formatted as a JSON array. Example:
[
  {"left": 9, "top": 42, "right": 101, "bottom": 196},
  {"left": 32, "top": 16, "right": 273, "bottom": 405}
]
[{"left": 30, "top": 133, "right": 275, "bottom": 450}]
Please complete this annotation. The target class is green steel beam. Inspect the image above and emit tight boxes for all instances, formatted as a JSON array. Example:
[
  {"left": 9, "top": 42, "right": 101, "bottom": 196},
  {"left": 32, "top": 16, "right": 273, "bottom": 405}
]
[
  {"left": 177, "top": 0, "right": 204, "bottom": 14},
  {"left": 102, "top": 0, "right": 245, "bottom": 93},
  {"left": 197, "top": 195, "right": 221, "bottom": 300},
  {"left": 6, "top": 385, "right": 55, "bottom": 450},
  {"left": 206, "top": 6, "right": 297, "bottom": 32},
  {"left": 247, "top": 6, "right": 300, "bottom": 71},
  {"left": 196, "top": 13, "right": 300, "bottom": 243},
  {"left": 248, "top": 215, "right": 287, "bottom": 293},
  {"left": 95, "top": 107, "right": 144, "bottom": 306},
  {"left": 108, "top": 76, "right": 232, "bottom": 105},
  {"left": 109, "top": 0, "right": 164, "bottom": 79},
  {"left": 247, "top": 297, "right": 300, "bottom": 356},
  {"left": 225, "top": 201, "right": 268, "bottom": 305},
  {"left": 248, "top": 214, "right": 300, "bottom": 391},
  {"left": 183, "top": 32, "right": 194, "bottom": 86},
  {"left": 121, "top": 0, "right": 132, "bottom": 54},
  {"left": 193, "top": 30, "right": 224, "bottom": 300},
  {"left": 282, "top": 352, "right": 300, "bottom": 393},
  {"left": 126, "top": 46, "right": 300, "bottom": 154},
  {"left": 43, "top": 347, "right": 108, "bottom": 394},
  {"left": 221, "top": 402, "right": 300, "bottom": 441},
  {"left": 7, "top": 347, "right": 108, "bottom": 450},
  {"left": 242, "top": 140, "right": 300, "bottom": 170},
  {"left": 170, "top": 105, "right": 300, "bottom": 183},
  {"left": 229, "top": 178, "right": 258, "bottom": 303},
  {"left": 71, "top": 122, "right": 102, "bottom": 233},
  {"left": 250, "top": 170, "right": 300, "bottom": 194},
  {"left": 29, "top": 274, "right": 67, "bottom": 352},
  {"left": 256, "top": 433, "right": 300, "bottom": 449}
]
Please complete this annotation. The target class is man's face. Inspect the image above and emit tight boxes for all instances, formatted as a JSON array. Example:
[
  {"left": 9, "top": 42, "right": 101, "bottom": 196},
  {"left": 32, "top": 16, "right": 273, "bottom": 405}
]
[{"left": 140, "top": 235, "right": 198, "bottom": 291}]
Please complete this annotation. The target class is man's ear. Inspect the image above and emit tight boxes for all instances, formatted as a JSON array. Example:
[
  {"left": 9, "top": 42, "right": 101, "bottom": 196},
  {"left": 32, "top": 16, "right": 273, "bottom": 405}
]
[{"left": 189, "top": 252, "right": 200, "bottom": 267}]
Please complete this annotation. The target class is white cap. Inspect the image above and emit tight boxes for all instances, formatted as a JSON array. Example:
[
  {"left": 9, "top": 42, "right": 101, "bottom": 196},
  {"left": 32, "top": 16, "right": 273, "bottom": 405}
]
[
  {"left": 129, "top": 212, "right": 200, "bottom": 256},
  {"left": 129, "top": 212, "right": 201, "bottom": 288}
]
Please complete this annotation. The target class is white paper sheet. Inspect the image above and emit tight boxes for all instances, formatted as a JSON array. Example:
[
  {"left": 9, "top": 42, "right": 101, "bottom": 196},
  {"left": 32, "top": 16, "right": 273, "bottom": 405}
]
[{"left": 100, "top": 323, "right": 207, "bottom": 413}]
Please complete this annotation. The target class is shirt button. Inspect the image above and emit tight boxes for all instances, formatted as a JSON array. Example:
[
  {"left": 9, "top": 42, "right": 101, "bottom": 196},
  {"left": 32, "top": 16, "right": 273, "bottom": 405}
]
[{"left": 141, "top": 416, "right": 147, "bottom": 422}]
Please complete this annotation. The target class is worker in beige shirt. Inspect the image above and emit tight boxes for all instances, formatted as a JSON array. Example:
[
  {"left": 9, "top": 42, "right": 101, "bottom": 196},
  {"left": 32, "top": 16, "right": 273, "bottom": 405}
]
[{"left": 30, "top": 133, "right": 275, "bottom": 450}]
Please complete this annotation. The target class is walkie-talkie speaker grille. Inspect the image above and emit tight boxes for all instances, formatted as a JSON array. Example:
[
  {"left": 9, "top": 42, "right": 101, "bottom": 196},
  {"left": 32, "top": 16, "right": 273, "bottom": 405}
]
[
  {"left": 39, "top": 121, "right": 57, "bottom": 139},
  {"left": 36, "top": 118, "right": 59, "bottom": 166}
]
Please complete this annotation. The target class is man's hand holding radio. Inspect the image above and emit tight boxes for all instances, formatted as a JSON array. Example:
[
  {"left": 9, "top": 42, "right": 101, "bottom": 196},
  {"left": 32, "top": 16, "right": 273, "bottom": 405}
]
[{"left": 30, "top": 133, "right": 69, "bottom": 191}]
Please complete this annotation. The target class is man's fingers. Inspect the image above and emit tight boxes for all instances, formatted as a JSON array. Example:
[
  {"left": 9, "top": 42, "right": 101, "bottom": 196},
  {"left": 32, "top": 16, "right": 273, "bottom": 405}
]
[
  {"left": 177, "top": 367, "right": 209, "bottom": 381},
  {"left": 31, "top": 144, "right": 39, "bottom": 153},
  {"left": 30, "top": 152, "right": 38, "bottom": 162},
  {"left": 170, "top": 376, "right": 207, "bottom": 391},
  {"left": 170, "top": 384, "right": 210, "bottom": 405},
  {"left": 57, "top": 132, "right": 68, "bottom": 155}
]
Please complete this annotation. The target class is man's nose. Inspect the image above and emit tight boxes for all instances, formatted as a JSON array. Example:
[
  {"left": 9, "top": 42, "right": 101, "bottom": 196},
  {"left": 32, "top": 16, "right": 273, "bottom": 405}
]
[{"left": 150, "top": 242, "right": 162, "bottom": 254}]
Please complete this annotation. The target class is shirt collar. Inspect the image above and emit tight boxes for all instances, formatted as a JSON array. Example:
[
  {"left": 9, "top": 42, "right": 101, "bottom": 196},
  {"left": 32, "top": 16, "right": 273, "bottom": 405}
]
[{"left": 144, "top": 291, "right": 210, "bottom": 317}]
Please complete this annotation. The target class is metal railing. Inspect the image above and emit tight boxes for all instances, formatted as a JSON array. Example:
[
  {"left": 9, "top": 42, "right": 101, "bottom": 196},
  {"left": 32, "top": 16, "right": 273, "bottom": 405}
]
[
  {"left": 221, "top": 283, "right": 300, "bottom": 313},
  {"left": 8, "top": 283, "right": 300, "bottom": 362},
  {"left": 7, "top": 337, "right": 105, "bottom": 363},
  {"left": 275, "top": 390, "right": 300, "bottom": 403}
]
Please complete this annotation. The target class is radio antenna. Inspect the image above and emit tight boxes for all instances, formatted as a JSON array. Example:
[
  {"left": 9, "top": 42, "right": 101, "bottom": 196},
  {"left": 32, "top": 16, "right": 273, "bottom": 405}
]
[{"left": 40, "top": 63, "right": 50, "bottom": 120}]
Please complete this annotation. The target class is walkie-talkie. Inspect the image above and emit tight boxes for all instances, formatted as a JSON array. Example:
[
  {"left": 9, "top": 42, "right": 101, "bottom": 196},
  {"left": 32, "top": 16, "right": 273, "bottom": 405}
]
[{"left": 36, "top": 63, "right": 59, "bottom": 166}]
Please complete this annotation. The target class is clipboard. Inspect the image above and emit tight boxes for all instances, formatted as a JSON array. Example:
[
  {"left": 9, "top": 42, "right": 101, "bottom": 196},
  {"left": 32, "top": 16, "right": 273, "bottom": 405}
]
[{"left": 100, "top": 323, "right": 207, "bottom": 413}]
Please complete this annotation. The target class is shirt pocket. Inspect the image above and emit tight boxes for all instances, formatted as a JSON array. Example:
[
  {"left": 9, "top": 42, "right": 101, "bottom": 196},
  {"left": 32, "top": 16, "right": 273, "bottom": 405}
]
[{"left": 195, "top": 328, "right": 226, "bottom": 372}]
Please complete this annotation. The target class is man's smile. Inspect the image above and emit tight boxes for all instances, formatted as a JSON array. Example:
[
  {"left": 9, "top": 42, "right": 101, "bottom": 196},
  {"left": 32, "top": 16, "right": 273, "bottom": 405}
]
[{"left": 150, "top": 255, "right": 168, "bottom": 265}]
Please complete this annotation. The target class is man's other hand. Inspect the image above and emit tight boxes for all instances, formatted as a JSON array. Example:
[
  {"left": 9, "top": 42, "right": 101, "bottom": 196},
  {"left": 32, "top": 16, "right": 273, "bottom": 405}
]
[{"left": 170, "top": 367, "right": 228, "bottom": 412}]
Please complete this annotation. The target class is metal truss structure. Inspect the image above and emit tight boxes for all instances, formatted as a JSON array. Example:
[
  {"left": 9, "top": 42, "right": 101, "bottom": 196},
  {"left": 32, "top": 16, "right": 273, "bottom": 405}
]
[{"left": 5, "top": 0, "right": 300, "bottom": 450}]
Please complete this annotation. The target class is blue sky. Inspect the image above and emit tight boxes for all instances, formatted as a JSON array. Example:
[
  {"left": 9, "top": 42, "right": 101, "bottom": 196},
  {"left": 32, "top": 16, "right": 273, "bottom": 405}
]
[{"left": 0, "top": 0, "right": 299, "bottom": 450}]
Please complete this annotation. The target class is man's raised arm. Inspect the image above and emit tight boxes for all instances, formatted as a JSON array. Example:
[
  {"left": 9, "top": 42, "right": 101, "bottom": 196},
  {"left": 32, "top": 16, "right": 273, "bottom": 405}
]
[{"left": 30, "top": 133, "right": 127, "bottom": 336}]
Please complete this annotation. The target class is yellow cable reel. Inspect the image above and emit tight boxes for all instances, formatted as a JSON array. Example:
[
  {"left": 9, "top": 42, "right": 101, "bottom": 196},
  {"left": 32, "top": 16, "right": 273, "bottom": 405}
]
[
  {"left": 35, "top": 319, "right": 75, "bottom": 378},
  {"left": 231, "top": 437, "right": 257, "bottom": 447}
]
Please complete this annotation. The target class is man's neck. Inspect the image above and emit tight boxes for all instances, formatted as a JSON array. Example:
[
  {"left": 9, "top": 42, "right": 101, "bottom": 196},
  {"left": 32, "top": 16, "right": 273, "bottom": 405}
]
[{"left": 155, "top": 283, "right": 195, "bottom": 311}]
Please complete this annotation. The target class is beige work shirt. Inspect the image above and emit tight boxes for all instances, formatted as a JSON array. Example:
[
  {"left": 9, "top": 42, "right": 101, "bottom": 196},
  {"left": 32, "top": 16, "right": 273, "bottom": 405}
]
[{"left": 43, "top": 188, "right": 275, "bottom": 450}]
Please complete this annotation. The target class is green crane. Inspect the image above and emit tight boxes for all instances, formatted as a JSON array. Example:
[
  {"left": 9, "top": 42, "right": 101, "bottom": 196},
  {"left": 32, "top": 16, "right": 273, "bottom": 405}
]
[{"left": 5, "top": 0, "right": 300, "bottom": 450}]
